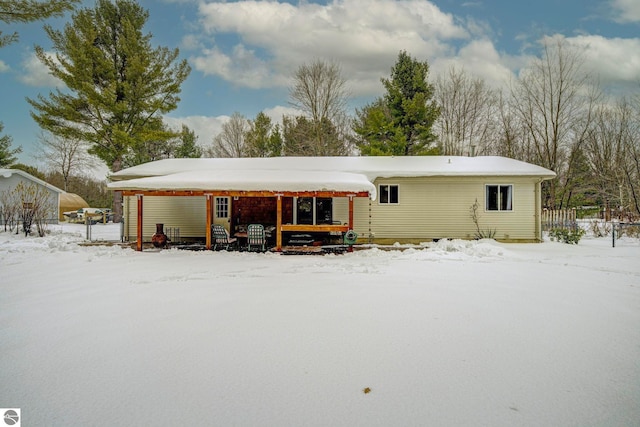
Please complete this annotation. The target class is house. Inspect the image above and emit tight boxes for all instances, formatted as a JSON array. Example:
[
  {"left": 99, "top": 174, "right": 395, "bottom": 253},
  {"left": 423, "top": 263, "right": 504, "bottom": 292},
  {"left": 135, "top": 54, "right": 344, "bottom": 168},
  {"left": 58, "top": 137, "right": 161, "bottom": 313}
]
[
  {"left": 0, "top": 168, "right": 64, "bottom": 225},
  {"left": 107, "top": 156, "right": 556, "bottom": 251}
]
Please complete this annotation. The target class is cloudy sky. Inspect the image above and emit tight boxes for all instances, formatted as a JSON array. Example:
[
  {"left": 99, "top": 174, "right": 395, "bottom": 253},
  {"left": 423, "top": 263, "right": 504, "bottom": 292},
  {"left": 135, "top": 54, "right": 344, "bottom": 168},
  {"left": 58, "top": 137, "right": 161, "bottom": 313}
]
[{"left": 1, "top": 0, "right": 639, "bottom": 170}]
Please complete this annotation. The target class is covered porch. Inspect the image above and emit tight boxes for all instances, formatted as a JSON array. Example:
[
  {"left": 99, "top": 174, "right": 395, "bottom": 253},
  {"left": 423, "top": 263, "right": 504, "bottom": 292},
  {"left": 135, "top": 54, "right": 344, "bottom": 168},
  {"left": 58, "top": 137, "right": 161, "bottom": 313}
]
[
  {"left": 108, "top": 168, "right": 376, "bottom": 252},
  {"left": 123, "top": 189, "right": 368, "bottom": 251}
]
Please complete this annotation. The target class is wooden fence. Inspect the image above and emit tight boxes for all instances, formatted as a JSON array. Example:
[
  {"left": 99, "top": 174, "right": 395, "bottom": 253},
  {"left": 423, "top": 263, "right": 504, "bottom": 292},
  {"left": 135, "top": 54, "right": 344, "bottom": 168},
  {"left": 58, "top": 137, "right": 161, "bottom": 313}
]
[{"left": 542, "top": 208, "right": 577, "bottom": 231}]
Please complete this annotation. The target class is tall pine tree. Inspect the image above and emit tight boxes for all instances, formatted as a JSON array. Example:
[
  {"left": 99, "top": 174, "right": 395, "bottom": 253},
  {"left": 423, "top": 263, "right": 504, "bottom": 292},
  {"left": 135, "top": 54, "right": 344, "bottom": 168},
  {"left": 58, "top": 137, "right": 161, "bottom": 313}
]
[
  {"left": 0, "top": 0, "right": 79, "bottom": 47},
  {"left": 28, "top": 0, "right": 190, "bottom": 173},
  {"left": 354, "top": 51, "right": 440, "bottom": 156}
]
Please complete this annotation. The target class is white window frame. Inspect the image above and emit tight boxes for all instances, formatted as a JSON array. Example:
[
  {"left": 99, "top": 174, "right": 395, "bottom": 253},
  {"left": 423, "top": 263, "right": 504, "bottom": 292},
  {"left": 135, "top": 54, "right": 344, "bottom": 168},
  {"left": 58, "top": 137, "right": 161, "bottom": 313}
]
[
  {"left": 485, "top": 184, "right": 513, "bottom": 211},
  {"left": 215, "top": 197, "right": 229, "bottom": 218},
  {"left": 378, "top": 184, "right": 399, "bottom": 205}
]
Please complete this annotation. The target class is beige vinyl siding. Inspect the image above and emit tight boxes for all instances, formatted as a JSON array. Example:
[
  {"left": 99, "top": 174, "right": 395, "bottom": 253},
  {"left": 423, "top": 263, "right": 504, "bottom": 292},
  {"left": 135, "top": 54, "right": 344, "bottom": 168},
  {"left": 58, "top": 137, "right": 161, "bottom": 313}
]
[
  {"left": 124, "top": 195, "right": 206, "bottom": 241},
  {"left": 341, "top": 176, "right": 540, "bottom": 243},
  {"left": 332, "top": 197, "right": 373, "bottom": 237}
]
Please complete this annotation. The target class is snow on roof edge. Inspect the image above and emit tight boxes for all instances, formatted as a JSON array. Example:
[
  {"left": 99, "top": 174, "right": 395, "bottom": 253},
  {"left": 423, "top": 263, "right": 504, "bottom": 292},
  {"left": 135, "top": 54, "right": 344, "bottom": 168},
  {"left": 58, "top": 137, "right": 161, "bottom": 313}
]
[{"left": 110, "top": 156, "right": 556, "bottom": 182}]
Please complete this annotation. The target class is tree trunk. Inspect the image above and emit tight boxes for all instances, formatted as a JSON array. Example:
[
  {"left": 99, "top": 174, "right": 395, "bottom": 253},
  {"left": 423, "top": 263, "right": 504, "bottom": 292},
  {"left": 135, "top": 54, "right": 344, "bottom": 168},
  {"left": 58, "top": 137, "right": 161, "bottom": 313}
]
[{"left": 112, "top": 158, "right": 123, "bottom": 223}]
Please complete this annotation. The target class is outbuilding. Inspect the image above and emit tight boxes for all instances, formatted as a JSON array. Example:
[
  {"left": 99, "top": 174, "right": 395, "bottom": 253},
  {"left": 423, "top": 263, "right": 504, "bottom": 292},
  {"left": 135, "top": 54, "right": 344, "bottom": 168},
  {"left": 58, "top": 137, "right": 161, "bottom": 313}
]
[
  {"left": 0, "top": 168, "right": 64, "bottom": 224},
  {"left": 108, "top": 156, "right": 556, "bottom": 250}
]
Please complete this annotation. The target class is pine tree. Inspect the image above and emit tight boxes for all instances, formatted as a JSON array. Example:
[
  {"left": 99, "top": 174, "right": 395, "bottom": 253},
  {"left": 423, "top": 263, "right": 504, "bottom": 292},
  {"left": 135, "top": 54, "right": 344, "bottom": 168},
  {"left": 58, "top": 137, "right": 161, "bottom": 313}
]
[
  {"left": 174, "top": 125, "right": 202, "bottom": 158},
  {"left": 0, "top": 122, "right": 22, "bottom": 167},
  {"left": 0, "top": 0, "right": 79, "bottom": 47},
  {"left": 27, "top": 0, "right": 191, "bottom": 173},
  {"left": 244, "top": 112, "right": 282, "bottom": 157},
  {"left": 354, "top": 51, "right": 440, "bottom": 156}
]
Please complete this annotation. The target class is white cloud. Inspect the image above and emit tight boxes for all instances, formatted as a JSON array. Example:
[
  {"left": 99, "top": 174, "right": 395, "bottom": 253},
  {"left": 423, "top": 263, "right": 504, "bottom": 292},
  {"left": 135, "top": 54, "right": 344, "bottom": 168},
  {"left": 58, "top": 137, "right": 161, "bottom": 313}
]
[
  {"left": 610, "top": 0, "right": 640, "bottom": 23},
  {"left": 193, "top": 0, "right": 470, "bottom": 96},
  {"left": 565, "top": 35, "right": 640, "bottom": 85},
  {"left": 18, "top": 51, "right": 64, "bottom": 88},
  {"left": 0, "top": 60, "right": 9, "bottom": 73},
  {"left": 262, "top": 105, "right": 302, "bottom": 124},
  {"left": 164, "top": 114, "right": 230, "bottom": 147},
  {"left": 430, "top": 39, "right": 518, "bottom": 90},
  {"left": 191, "top": 44, "right": 276, "bottom": 89}
]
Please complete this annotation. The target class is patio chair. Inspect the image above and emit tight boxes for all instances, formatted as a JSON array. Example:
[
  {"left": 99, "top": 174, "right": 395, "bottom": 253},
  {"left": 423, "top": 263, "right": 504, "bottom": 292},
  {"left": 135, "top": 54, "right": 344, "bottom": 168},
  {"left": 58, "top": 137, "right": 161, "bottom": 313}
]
[
  {"left": 247, "top": 224, "right": 266, "bottom": 252},
  {"left": 212, "top": 224, "right": 238, "bottom": 251}
]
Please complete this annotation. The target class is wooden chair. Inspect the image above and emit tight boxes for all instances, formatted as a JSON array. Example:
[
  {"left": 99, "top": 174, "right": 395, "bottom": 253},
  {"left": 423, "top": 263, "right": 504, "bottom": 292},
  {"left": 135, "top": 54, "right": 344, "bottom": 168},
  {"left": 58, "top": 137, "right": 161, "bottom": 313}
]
[
  {"left": 246, "top": 224, "right": 267, "bottom": 252},
  {"left": 212, "top": 224, "right": 238, "bottom": 251}
]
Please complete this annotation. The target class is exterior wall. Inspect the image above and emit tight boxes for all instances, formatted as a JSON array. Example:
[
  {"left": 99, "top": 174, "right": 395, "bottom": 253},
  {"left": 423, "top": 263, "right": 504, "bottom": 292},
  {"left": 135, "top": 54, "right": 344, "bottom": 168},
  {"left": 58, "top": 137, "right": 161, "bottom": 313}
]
[
  {"left": 337, "top": 176, "right": 542, "bottom": 243},
  {"left": 123, "top": 176, "right": 543, "bottom": 243},
  {"left": 124, "top": 195, "right": 206, "bottom": 241},
  {"left": 0, "top": 173, "right": 60, "bottom": 224}
]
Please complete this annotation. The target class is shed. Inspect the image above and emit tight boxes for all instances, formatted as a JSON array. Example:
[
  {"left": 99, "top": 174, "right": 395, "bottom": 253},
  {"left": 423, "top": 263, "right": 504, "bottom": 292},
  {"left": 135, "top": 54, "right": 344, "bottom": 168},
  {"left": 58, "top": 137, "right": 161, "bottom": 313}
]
[{"left": 0, "top": 168, "right": 64, "bottom": 224}]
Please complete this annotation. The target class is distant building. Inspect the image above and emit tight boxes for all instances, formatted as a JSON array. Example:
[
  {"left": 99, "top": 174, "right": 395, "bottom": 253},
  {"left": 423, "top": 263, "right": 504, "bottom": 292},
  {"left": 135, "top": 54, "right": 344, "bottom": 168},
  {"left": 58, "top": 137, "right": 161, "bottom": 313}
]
[{"left": 0, "top": 168, "right": 64, "bottom": 225}]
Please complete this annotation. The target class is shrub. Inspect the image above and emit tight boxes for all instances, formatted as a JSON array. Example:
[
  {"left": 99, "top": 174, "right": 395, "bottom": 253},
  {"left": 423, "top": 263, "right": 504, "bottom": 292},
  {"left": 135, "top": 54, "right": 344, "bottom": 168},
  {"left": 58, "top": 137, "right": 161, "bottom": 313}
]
[
  {"left": 549, "top": 228, "right": 585, "bottom": 244},
  {"left": 589, "top": 220, "right": 610, "bottom": 237},
  {"left": 470, "top": 199, "right": 497, "bottom": 239}
]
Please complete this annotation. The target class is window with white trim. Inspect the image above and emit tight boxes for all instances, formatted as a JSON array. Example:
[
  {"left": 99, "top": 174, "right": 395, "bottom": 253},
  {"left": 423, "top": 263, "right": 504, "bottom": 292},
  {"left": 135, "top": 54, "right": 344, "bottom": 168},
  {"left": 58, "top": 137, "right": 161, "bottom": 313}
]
[
  {"left": 215, "top": 197, "right": 229, "bottom": 218},
  {"left": 379, "top": 184, "right": 399, "bottom": 204},
  {"left": 486, "top": 185, "right": 513, "bottom": 211}
]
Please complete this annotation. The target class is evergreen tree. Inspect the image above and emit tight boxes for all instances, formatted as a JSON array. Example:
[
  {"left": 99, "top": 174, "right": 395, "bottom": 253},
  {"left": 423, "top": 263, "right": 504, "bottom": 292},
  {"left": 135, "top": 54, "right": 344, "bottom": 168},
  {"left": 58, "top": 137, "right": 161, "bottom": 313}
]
[
  {"left": 27, "top": 0, "right": 191, "bottom": 173},
  {"left": 10, "top": 163, "right": 46, "bottom": 180},
  {"left": 354, "top": 51, "right": 440, "bottom": 156},
  {"left": 0, "top": 122, "right": 22, "bottom": 167},
  {"left": 0, "top": 0, "right": 79, "bottom": 47},
  {"left": 174, "top": 125, "right": 202, "bottom": 158},
  {"left": 244, "top": 112, "right": 282, "bottom": 157}
]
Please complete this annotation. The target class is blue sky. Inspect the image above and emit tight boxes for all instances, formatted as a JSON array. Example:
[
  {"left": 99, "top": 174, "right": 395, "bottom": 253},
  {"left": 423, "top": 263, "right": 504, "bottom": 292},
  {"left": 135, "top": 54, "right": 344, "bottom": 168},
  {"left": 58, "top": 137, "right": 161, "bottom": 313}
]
[{"left": 1, "top": 0, "right": 639, "bottom": 172}]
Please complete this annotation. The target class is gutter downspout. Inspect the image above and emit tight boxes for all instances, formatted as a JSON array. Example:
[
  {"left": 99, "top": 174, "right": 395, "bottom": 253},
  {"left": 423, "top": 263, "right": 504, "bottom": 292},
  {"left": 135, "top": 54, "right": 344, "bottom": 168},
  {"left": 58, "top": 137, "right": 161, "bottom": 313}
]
[{"left": 535, "top": 179, "right": 542, "bottom": 242}]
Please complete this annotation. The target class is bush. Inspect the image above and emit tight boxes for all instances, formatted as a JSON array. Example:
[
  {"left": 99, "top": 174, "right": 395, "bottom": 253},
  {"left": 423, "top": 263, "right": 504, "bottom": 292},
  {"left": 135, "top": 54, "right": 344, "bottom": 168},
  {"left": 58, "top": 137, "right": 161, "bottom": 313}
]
[{"left": 549, "top": 228, "right": 585, "bottom": 244}]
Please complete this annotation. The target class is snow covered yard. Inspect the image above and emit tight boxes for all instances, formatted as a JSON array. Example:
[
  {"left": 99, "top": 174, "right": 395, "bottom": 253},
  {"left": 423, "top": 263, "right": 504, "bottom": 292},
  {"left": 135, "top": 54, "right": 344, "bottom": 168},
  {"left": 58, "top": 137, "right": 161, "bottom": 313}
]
[{"left": 1, "top": 224, "right": 639, "bottom": 426}]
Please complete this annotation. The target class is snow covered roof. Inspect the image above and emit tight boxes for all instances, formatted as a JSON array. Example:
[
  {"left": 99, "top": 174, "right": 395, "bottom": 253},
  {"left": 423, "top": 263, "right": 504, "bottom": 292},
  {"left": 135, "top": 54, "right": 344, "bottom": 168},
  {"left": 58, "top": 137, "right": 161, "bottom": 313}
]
[
  {"left": 0, "top": 168, "right": 65, "bottom": 193},
  {"left": 107, "top": 156, "right": 555, "bottom": 199},
  {"left": 110, "top": 156, "right": 556, "bottom": 181},
  {"left": 108, "top": 169, "right": 377, "bottom": 198}
]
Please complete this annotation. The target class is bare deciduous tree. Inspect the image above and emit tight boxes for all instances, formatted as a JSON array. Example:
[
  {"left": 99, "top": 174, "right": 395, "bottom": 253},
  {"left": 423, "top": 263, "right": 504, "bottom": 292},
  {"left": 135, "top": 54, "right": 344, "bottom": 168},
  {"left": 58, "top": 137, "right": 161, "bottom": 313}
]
[
  {"left": 0, "top": 188, "right": 20, "bottom": 232},
  {"left": 509, "top": 36, "right": 598, "bottom": 208},
  {"left": 35, "top": 131, "right": 97, "bottom": 191},
  {"left": 434, "top": 66, "right": 499, "bottom": 156},
  {"left": 9, "top": 181, "right": 56, "bottom": 236},
  {"left": 288, "top": 59, "right": 353, "bottom": 156},
  {"left": 290, "top": 59, "right": 349, "bottom": 124},
  {"left": 206, "top": 113, "right": 249, "bottom": 158}
]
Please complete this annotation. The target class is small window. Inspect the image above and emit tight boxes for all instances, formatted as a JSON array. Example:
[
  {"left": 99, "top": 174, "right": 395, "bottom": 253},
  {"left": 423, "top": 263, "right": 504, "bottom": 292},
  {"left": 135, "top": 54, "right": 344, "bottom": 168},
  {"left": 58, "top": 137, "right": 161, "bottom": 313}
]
[
  {"left": 486, "top": 185, "right": 513, "bottom": 211},
  {"left": 215, "top": 197, "right": 229, "bottom": 218},
  {"left": 379, "top": 184, "right": 399, "bottom": 204}
]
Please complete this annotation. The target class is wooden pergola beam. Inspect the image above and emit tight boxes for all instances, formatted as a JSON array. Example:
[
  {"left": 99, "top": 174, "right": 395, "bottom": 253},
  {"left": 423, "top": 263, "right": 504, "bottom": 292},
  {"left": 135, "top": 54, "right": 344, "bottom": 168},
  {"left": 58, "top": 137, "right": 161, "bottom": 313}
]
[{"left": 121, "top": 190, "right": 369, "bottom": 198}]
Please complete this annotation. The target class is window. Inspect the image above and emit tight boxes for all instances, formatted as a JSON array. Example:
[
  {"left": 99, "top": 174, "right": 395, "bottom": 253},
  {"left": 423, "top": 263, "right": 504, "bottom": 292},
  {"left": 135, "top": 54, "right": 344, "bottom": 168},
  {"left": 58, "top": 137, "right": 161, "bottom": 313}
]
[
  {"left": 486, "top": 185, "right": 513, "bottom": 211},
  {"left": 215, "top": 197, "right": 229, "bottom": 218},
  {"left": 379, "top": 184, "right": 399, "bottom": 204},
  {"left": 296, "top": 197, "right": 333, "bottom": 224},
  {"left": 296, "top": 197, "right": 313, "bottom": 224}
]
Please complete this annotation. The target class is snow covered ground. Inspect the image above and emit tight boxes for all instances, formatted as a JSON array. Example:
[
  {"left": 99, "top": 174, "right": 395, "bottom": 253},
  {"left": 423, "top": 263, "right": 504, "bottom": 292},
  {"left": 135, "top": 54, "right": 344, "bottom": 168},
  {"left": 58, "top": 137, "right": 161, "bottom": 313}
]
[{"left": 1, "top": 223, "right": 639, "bottom": 426}]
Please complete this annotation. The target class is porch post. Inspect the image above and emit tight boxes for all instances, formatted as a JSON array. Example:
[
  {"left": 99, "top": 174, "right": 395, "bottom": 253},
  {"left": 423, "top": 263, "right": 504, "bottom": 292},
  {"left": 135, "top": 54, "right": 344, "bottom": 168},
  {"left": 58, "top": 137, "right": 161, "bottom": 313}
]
[
  {"left": 276, "top": 194, "right": 283, "bottom": 251},
  {"left": 348, "top": 195, "right": 355, "bottom": 252},
  {"left": 205, "top": 194, "right": 213, "bottom": 250},
  {"left": 348, "top": 195, "right": 354, "bottom": 229},
  {"left": 136, "top": 194, "right": 143, "bottom": 251}
]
